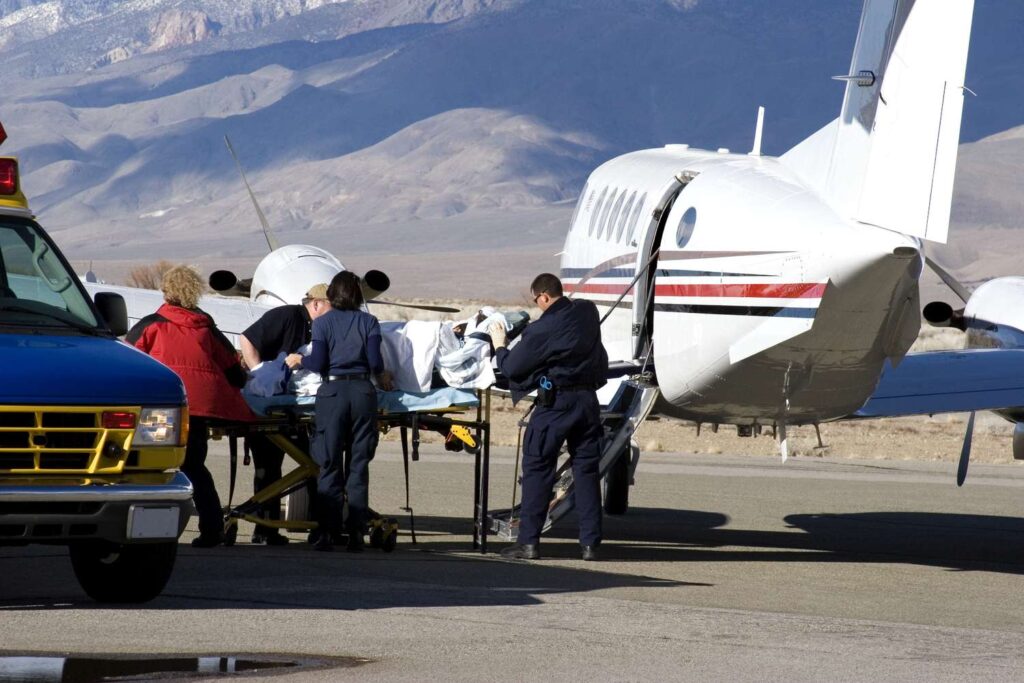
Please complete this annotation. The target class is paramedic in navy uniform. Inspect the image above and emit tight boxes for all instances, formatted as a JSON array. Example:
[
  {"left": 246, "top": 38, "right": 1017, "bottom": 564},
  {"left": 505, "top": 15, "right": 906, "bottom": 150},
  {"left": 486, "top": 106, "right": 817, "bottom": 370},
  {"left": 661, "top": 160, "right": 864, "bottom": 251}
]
[
  {"left": 490, "top": 273, "right": 608, "bottom": 561},
  {"left": 285, "top": 271, "right": 393, "bottom": 551},
  {"left": 240, "top": 283, "right": 332, "bottom": 545}
]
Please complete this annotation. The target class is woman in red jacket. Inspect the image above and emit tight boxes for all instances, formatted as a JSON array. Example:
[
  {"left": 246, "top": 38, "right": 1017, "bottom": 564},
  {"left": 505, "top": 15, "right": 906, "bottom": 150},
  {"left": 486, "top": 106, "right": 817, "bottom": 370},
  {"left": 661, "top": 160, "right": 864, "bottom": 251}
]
[{"left": 127, "top": 266, "right": 253, "bottom": 547}]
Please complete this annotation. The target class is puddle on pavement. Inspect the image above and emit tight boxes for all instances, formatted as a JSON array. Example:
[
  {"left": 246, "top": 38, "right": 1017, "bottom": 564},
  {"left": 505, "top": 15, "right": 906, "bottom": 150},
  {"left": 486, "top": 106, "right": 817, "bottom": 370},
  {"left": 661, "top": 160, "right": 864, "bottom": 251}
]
[{"left": 0, "top": 654, "right": 367, "bottom": 681}]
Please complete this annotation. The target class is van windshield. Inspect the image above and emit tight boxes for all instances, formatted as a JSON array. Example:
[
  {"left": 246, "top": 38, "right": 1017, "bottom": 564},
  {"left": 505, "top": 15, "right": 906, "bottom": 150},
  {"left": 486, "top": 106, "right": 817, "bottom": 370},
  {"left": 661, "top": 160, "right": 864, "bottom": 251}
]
[{"left": 0, "top": 219, "right": 100, "bottom": 331}]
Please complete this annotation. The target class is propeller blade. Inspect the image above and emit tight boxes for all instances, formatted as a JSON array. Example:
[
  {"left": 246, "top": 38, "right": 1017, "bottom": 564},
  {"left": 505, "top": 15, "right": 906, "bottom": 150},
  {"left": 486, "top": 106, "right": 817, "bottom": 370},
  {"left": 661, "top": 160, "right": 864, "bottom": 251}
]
[
  {"left": 956, "top": 411, "right": 975, "bottom": 487},
  {"left": 224, "top": 135, "right": 279, "bottom": 253},
  {"left": 925, "top": 255, "right": 971, "bottom": 304},
  {"left": 369, "top": 300, "right": 460, "bottom": 314}
]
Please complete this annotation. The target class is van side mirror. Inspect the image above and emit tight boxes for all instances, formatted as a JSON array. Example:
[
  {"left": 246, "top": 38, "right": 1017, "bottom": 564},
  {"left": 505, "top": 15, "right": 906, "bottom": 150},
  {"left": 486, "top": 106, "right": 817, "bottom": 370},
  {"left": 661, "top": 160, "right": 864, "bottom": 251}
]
[{"left": 94, "top": 292, "right": 128, "bottom": 336}]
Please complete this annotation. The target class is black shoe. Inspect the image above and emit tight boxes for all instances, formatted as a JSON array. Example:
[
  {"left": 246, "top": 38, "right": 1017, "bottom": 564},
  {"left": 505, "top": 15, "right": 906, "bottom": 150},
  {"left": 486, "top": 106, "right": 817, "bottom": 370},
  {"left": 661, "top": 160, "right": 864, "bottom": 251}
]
[
  {"left": 191, "top": 534, "right": 222, "bottom": 548},
  {"left": 581, "top": 545, "right": 599, "bottom": 561},
  {"left": 500, "top": 543, "right": 539, "bottom": 560},
  {"left": 346, "top": 533, "right": 365, "bottom": 553},
  {"left": 252, "top": 531, "right": 289, "bottom": 546},
  {"left": 312, "top": 535, "right": 334, "bottom": 552}
]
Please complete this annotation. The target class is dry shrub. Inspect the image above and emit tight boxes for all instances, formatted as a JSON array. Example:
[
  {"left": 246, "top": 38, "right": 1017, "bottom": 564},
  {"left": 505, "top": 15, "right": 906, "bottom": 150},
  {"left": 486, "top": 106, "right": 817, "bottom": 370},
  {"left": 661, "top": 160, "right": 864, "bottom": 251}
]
[{"left": 126, "top": 260, "right": 176, "bottom": 289}]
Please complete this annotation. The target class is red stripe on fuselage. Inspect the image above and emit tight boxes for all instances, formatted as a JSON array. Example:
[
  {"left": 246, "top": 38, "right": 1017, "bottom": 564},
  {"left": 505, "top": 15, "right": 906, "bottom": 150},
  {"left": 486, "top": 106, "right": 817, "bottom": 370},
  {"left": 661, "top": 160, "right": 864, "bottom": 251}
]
[{"left": 567, "top": 282, "right": 826, "bottom": 298}]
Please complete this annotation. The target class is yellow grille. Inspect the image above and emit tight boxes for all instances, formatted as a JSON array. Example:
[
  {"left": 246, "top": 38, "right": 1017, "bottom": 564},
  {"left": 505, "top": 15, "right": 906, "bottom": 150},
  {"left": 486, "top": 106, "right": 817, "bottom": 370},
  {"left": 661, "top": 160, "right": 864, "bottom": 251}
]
[{"left": 0, "top": 406, "right": 136, "bottom": 474}]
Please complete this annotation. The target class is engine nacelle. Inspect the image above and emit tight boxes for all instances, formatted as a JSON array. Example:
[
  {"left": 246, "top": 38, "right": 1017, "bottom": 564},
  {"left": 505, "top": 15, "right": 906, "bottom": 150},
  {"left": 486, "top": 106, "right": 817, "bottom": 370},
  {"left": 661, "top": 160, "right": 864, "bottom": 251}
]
[
  {"left": 960, "top": 277, "right": 1024, "bottom": 350},
  {"left": 928, "top": 277, "right": 1024, "bottom": 442},
  {"left": 250, "top": 245, "right": 346, "bottom": 306}
]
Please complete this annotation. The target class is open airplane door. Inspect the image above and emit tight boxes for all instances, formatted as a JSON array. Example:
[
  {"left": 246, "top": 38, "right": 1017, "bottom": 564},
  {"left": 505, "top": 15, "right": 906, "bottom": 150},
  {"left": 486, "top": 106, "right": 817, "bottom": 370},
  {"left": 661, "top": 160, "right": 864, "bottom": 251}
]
[{"left": 632, "top": 172, "right": 695, "bottom": 362}]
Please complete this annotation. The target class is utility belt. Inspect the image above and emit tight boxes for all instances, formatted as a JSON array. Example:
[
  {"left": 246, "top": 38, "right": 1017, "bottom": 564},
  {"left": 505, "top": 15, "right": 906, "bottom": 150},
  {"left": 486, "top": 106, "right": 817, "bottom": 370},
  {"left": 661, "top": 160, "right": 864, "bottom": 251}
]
[
  {"left": 535, "top": 376, "right": 595, "bottom": 408},
  {"left": 326, "top": 373, "right": 370, "bottom": 382}
]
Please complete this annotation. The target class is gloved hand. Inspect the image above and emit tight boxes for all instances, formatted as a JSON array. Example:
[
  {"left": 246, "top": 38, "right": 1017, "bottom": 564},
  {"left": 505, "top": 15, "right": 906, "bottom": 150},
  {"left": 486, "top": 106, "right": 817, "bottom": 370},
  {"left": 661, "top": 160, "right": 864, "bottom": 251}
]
[
  {"left": 376, "top": 370, "right": 395, "bottom": 391},
  {"left": 488, "top": 322, "right": 507, "bottom": 348}
]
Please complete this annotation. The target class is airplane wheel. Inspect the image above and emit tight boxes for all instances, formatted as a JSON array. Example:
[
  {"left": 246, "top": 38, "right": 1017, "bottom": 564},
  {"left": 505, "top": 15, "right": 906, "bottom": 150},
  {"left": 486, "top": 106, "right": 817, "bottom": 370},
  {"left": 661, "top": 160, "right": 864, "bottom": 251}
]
[
  {"left": 382, "top": 530, "right": 397, "bottom": 553},
  {"left": 222, "top": 523, "right": 237, "bottom": 547},
  {"left": 603, "top": 452, "right": 630, "bottom": 515}
]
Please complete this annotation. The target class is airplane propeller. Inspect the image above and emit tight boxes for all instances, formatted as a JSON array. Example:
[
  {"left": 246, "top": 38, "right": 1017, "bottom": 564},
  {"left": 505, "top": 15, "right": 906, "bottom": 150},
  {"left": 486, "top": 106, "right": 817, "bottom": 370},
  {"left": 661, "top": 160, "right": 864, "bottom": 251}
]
[
  {"left": 956, "top": 410, "right": 975, "bottom": 487},
  {"left": 369, "top": 300, "right": 461, "bottom": 314},
  {"left": 225, "top": 139, "right": 459, "bottom": 315}
]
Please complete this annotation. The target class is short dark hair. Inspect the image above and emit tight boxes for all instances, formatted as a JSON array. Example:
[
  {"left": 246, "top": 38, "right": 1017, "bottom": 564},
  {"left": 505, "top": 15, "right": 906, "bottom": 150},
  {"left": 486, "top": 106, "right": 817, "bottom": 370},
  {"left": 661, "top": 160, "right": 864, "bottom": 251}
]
[
  {"left": 327, "top": 271, "right": 364, "bottom": 311},
  {"left": 530, "top": 273, "right": 563, "bottom": 298}
]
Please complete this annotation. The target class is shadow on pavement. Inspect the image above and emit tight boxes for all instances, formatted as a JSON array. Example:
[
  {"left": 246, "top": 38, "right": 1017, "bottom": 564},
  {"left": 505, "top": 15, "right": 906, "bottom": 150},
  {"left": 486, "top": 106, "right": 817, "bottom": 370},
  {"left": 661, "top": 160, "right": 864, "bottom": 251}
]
[
  {"left": 539, "top": 506, "right": 1024, "bottom": 573},
  {"left": 0, "top": 514, "right": 704, "bottom": 610}
]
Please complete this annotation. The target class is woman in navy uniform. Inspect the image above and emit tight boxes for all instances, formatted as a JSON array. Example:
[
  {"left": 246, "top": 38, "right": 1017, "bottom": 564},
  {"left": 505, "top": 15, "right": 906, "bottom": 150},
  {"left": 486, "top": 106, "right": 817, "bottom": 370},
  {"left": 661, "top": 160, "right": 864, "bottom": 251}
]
[
  {"left": 286, "top": 271, "right": 392, "bottom": 551},
  {"left": 491, "top": 273, "right": 608, "bottom": 561}
]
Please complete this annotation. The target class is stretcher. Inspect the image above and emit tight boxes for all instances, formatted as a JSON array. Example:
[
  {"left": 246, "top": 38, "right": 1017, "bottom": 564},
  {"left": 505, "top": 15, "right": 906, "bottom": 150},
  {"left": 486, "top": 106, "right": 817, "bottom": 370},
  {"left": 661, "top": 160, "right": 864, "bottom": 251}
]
[{"left": 209, "top": 387, "right": 493, "bottom": 553}]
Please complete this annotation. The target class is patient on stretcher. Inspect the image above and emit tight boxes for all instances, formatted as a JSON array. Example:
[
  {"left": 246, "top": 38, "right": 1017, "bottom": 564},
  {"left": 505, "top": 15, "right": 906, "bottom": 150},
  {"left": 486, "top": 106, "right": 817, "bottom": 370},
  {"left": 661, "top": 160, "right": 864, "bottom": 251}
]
[{"left": 242, "top": 307, "right": 528, "bottom": 414}]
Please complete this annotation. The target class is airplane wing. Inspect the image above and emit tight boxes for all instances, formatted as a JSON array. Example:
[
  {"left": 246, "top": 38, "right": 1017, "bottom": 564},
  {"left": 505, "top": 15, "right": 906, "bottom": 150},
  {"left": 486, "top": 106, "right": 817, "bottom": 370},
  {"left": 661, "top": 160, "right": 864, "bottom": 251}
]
[{"left": 854, "top": 349, "right": 1024, "bottom": 418}]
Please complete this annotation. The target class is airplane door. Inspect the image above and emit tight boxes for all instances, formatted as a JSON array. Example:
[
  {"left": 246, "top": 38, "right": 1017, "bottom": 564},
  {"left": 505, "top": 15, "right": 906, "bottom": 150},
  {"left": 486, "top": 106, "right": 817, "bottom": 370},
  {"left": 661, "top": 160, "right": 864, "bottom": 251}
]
[{"left": 632, "top": 173, "right": 695, "bottom": 361}]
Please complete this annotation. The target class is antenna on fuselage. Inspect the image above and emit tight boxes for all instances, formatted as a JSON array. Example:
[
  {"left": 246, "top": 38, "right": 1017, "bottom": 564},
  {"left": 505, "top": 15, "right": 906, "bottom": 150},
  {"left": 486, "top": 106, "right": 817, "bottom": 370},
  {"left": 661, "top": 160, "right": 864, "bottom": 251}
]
[
  {"left": 224, "top": 135, "right": 280, "bottom": 252},
  {"left": 749, "top": 106, "right": 765, "bottom": 157}
]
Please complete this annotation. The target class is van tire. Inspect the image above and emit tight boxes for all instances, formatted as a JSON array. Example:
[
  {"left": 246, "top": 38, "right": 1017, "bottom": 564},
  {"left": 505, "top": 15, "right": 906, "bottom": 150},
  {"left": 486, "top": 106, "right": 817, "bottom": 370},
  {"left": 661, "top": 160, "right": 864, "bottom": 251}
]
[{"left": 69, "top": 541, "right": 178, "bottom": 603}]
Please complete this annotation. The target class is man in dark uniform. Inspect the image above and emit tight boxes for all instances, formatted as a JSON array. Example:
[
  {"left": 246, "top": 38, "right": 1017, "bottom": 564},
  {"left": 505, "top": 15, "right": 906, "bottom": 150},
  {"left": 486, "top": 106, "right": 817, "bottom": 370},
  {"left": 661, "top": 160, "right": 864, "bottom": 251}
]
[
  {"left": 240, "top": 283, "right": 332, "bottom": 544},
  {"left": 490, "top": 273, "right": 608, "bottom": 561}
]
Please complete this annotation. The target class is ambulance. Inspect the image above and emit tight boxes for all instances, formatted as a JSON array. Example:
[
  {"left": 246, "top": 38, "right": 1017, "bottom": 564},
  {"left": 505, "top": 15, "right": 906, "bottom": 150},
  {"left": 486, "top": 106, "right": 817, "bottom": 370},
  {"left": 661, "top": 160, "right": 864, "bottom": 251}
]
[{"left": 0, "top": 125, "right": 192, "bottom": 603}]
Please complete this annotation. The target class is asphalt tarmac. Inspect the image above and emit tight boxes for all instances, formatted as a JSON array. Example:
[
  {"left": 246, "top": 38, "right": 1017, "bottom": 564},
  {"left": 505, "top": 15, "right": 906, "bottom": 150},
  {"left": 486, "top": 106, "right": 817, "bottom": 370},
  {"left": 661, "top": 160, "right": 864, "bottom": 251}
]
[{"left": 2, "top": 444, "right": 1024, "bottom": 682}]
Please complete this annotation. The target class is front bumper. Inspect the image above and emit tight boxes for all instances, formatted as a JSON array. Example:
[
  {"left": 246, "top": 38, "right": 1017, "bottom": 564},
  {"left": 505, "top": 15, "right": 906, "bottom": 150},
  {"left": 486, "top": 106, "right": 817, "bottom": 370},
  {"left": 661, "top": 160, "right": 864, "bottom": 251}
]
[{"left": 0, "top": 471, "right": 193, "bottom": 545}]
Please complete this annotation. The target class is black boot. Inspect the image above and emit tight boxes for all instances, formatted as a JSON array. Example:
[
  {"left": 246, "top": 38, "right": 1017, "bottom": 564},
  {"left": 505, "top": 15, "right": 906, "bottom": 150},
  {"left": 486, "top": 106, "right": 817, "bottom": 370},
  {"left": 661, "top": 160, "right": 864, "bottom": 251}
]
[{"left": 500, "top": 543, "right": 539, "bottom": 560}]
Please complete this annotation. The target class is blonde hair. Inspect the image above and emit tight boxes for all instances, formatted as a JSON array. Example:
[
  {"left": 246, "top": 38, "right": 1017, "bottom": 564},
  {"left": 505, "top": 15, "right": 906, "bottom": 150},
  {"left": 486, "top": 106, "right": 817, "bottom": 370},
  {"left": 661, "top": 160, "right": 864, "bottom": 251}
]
[{"left": 161, "top": 265, "right": 205, "bottom": 309}]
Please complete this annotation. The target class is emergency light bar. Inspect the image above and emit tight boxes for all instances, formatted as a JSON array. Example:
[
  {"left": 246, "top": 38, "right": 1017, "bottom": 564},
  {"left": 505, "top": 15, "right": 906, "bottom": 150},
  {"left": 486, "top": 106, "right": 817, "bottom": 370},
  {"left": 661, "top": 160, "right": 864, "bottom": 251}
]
[{"left": 0, "top": 158, "right": 16, "bottom": 196}]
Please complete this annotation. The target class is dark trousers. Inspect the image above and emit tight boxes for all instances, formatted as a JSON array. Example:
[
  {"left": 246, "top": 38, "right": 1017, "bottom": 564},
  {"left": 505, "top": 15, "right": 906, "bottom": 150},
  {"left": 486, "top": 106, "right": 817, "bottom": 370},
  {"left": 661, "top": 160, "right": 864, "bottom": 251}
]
[
  {"left": 182, "top": 415, "right": 223, "bottom": 539},
  {"left": 311, "top": 378, "right": 378, "bottom": 536},
  {"left": 518, "top": 390, "right": 603, "bottom": 547},
  {"left": 247, "top": 431, "right": 310, "bottom": 534}
]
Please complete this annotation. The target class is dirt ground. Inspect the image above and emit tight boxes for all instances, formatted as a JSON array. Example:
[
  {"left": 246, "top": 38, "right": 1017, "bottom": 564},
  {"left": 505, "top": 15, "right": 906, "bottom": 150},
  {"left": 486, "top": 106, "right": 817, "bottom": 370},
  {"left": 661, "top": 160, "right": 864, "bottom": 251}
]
[{"left": 381, "top": 394, "right": 1020, "bottom": 465}]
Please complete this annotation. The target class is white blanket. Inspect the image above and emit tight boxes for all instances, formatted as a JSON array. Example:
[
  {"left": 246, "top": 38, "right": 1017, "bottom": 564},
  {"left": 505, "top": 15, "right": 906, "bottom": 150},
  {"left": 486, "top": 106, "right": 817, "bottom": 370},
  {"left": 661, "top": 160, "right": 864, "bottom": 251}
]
[{"left": 380, "top": 320, "right": 442, "bottom": 392}]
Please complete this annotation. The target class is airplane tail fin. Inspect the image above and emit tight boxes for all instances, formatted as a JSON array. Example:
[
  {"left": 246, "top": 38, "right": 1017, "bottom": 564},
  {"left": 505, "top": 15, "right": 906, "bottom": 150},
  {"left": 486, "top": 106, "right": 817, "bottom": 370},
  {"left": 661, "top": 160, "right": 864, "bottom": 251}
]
[{"left": 781, "top": 0, "right": 975, "bottom": 244}]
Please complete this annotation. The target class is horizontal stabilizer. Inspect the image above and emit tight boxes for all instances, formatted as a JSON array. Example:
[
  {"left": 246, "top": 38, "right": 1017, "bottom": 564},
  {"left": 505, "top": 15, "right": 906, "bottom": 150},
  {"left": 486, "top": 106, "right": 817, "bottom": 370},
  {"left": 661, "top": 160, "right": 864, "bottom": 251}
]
[{"left": 855, "top": 349, "right": 1024, "bottom": 418}]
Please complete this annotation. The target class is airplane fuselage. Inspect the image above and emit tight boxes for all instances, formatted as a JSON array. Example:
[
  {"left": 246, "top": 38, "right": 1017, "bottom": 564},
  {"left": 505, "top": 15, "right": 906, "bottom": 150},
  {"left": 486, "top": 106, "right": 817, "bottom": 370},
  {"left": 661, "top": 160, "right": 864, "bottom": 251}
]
[{"left": 562, "top": 146, "right": 924, "bottom": 426}]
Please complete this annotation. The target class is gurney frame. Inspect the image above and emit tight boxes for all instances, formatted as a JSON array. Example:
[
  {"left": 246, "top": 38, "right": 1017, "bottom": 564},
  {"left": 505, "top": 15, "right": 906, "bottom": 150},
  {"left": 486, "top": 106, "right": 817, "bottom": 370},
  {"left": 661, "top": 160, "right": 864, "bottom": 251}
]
[{"left": 211, "top": 389, "right": 493, "bottom": 553}]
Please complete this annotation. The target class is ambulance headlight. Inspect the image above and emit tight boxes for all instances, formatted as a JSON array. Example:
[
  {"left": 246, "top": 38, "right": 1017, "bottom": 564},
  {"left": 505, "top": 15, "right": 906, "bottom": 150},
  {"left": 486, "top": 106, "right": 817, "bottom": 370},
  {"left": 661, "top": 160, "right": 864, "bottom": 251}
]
[{"left": 131, "top": 407, "right": 182, "bottom": 447}]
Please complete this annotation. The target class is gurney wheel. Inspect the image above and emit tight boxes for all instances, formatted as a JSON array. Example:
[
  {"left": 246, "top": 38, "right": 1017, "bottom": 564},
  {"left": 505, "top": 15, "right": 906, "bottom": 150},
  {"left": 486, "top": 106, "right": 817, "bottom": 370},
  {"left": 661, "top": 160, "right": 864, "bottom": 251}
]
[
  {"left": 223, "top": 523, "right": 237, "bottom": 548},
  {"left": 382, "top": 530, "right": 397, "bottom": 553},
  {"left": 369, "top": 525, "right": 384, "bottom": 549}
]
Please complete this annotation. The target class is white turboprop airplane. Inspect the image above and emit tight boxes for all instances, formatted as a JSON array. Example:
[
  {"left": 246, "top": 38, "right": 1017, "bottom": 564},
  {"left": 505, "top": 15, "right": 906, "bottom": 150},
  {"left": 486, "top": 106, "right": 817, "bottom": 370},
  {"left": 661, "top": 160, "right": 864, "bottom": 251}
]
[
  {"left": 552, "top": 0, "right": 1024, "bottom": 503},
  {"left": 86, "top": 0, "right": 1024, "bottom": 526}
]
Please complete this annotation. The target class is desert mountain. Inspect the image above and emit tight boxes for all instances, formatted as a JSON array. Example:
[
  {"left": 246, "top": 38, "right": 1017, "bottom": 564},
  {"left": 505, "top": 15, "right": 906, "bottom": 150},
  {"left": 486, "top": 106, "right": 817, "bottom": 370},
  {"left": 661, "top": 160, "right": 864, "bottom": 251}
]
[{"left": 0, "top": 0, "right": 1020, "bottom": 299}]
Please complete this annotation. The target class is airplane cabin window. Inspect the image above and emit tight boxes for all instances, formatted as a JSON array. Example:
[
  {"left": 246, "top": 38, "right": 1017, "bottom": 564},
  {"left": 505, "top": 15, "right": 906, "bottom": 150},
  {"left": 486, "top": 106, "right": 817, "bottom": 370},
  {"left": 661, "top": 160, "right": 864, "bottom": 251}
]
[
  {"left": 595, "top": 187, "right": 618, "bottom": 240},
  {"left": 676, "top": 207, "right": 697, "bottom": 248},
  {"left": 616, "top": 191, "right": 637, "bottom": 242},
  {"left": 626, "top": 193, "right": 648, "bottom": 245},
  {"left": 589, "top": 187, "right": 608, "bottom": 236},
  {"left": 603, "top": 189, "right": 626, "bottom": 241}
]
